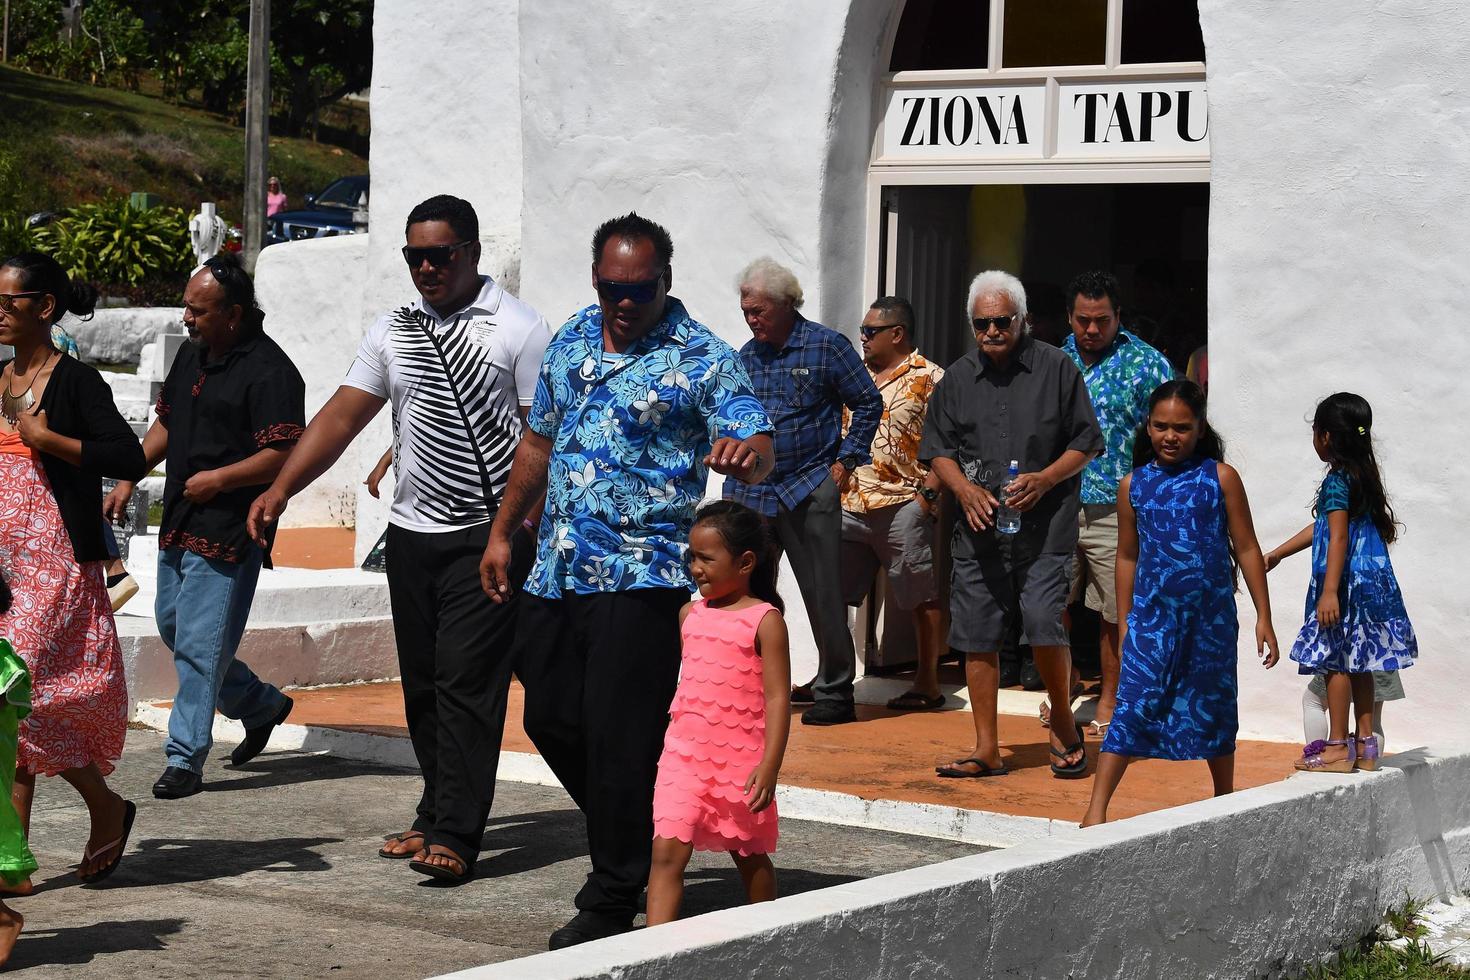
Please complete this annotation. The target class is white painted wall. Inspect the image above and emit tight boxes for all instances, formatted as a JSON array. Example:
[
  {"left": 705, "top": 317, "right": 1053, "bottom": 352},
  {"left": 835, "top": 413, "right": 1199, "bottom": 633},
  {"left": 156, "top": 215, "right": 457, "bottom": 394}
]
[
  {"left": 442, "top": 744, "right": 1470, "bottom": 978},
  {"left": 1199, "top": 0, "right": 1470, "bottom": 744}
]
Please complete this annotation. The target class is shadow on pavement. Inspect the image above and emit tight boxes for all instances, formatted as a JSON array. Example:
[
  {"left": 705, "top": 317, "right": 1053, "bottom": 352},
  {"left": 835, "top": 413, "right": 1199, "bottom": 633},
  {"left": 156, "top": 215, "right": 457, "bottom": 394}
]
[
  {"left": 209, "top": 753, "right": 408, "bottom": 793},
  {"left": 7, "top": 918, "right": 184, "bottom": 969},
  {"left": 100, "top": 836, "right": 343, "bottom": 888},
  {"left": 475, "top": 809, "right": 590, "bottom": 879},
  {"left": 680, "top": 866, "right": 862, "bottom": 917}
]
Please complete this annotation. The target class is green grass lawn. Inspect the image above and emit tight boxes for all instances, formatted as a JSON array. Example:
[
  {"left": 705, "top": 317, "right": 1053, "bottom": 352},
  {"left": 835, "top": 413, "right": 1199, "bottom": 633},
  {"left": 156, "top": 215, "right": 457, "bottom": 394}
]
[{"left": 0, "top": 65, "right": 367, "bottom": 226}]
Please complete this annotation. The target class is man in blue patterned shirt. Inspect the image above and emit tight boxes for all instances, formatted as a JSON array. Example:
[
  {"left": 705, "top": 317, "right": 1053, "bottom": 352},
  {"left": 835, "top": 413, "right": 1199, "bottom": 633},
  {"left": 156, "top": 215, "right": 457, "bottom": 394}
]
[
  {"left": 1061, "top": 270, "right": 1173, "bottom": 736},
  {"left": 482, "top": 213, "right": 773, "bottom": 950},
  {"left": 725, "top": 257, "right": 882, "bottom": 726}
]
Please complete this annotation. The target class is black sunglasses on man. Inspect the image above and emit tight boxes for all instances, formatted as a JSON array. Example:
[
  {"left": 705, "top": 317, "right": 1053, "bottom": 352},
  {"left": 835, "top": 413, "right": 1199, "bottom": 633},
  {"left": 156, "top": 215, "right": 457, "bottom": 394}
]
[{"left": 402, "top": 241, "right": 475, "bottom": 268}]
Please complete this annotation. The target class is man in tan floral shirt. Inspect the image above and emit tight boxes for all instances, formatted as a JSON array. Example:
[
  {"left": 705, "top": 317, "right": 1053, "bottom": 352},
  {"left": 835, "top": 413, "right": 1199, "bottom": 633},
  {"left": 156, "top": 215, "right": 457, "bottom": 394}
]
[{"left": 839, "top": 296, "right": 947, "bottom": 710}]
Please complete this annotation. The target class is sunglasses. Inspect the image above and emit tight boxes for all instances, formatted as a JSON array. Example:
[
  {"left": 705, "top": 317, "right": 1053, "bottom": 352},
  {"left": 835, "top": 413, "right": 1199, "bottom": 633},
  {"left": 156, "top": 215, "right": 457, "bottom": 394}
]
[
  {"left": 0, "top": 291, "right": 45, "bottom": 313},
  {"left": 860, "top": 324, "right": 900, "bottom": 340},
  {"left": 401, "top": 241, "right": 475, "bottom": 268},
  {"left": 972, "top": 314, "right": 1018, "bottom": 333},
  {"left": 596, "top": 276, "right": 662, "bottom": 305}
]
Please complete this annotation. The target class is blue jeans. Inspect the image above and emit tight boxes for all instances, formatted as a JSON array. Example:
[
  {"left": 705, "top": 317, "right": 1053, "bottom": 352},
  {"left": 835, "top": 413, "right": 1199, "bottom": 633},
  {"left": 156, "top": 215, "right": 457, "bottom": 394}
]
[{"left": 155, "top": 546, "right": 285, "bottom": 773}]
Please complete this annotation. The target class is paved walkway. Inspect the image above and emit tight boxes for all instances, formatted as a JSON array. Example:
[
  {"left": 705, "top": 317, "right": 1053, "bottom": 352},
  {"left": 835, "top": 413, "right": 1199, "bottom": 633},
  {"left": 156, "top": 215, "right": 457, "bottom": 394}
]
[
  {"left": 272, "top": 680, "right": 1303, "bottom": 824},
  {"left": 5, "top": 731, "right": 982, "bottom": 978}
]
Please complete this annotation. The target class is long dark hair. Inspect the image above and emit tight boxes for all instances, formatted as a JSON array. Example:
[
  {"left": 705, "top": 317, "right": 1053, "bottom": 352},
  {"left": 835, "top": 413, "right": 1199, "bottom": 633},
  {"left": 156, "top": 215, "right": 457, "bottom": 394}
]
[
  {"left": 1312, "top": 392, "right": 1398, "bottom": 544},
  {"left": 2, "top": 251, "right": 98, "bottom": 327},
  {"left": 692, "top": 500, "right": 784, "bottom": 613},
  {"left": 1131, "top": 378, "right": 1226, "bottom": 468}
]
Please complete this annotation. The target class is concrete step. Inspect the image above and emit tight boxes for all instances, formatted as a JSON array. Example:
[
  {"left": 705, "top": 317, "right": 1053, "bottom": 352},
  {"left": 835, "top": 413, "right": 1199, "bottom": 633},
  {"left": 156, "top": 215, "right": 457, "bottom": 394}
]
[{"left": 118, "top": 531, "right": 387, "bottom": 626}]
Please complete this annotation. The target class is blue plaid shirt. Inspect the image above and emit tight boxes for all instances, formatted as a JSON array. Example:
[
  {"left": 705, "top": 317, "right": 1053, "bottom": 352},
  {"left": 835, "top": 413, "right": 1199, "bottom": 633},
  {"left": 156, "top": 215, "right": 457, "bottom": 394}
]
[
  {"left": 1062, "top": 330, "right": 1174, "bottom": 505},
  {"left": 525, "top": 299, "right": 772, "bottom": 597},
  {"left": 725, "top": 315, "right": 882, "bottom": 515}
]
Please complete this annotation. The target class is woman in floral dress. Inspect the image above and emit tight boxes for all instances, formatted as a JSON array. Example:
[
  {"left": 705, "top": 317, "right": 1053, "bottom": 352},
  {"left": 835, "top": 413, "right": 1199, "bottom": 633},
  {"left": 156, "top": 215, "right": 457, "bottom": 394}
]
[{"left": 0, "top": 252, "right": 144, "bottom": 884}]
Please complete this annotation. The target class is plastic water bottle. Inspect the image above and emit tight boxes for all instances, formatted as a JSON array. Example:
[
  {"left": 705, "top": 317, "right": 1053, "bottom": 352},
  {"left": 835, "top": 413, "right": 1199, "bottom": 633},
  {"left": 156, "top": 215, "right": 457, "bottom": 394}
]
[{"left": 996, "top": 459, "right": 1022, "bottom": 535}]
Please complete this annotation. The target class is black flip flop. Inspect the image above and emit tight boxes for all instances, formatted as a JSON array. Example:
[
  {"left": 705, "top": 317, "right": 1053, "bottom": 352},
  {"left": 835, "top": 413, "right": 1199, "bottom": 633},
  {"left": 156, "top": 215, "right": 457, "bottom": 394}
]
[
  {"left": 887, "top": 691, "right": 946, "bottom": 711},
  {"left": 936, "top": 757, "right": 1009, "bottom": 779},
  {"left": 409, "top": 850, "right": 473, "bottom": 884},
  {"left": 378, "top": 831, "right": 426, "bottom": 859},
  {"left": 79, "top": 799, "right": 136, "bottom": 886},
  {"left": 1049, "top": 724, "right": 1089, "bottom": 779}
]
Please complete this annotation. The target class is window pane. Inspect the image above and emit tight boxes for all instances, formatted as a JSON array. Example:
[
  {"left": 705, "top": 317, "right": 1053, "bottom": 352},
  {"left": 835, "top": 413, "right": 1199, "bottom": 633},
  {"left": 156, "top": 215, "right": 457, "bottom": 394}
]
[
  {"left": 889, "top": 0, "right": 990, "bottom": 72},
  {"left": 1002, "top": 0, "right": 1106, "bottom": 68},
  {"left": 1121, "top": 0, "right": 1206, "bottom": 64}
]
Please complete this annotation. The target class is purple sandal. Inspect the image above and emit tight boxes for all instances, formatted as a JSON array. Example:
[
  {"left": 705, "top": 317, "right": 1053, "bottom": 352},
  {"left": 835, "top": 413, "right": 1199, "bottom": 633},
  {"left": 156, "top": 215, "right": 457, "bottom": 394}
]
[
  {"left": 1355, "top": 734, "right": 1380, "bottom": 772},
  {"left": 1294, "top": 738, "right": 1355, "bottom": 773}
]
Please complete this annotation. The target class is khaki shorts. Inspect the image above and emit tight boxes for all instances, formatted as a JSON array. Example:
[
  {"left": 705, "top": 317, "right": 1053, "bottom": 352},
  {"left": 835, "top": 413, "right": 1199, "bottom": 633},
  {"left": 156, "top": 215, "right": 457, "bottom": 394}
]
[
  {"left": 840, "top": 500, "right": 937, "bottom": 612},
  {"left": 1069, "top": 504, "right": 1119, "bottom": 623}
]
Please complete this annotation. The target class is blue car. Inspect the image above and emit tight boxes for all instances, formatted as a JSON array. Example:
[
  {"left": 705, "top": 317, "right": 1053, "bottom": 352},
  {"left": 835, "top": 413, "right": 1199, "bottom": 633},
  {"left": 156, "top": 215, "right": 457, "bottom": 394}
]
[{"left": 265, "top": 175, "right": 369, "bottom": 246}]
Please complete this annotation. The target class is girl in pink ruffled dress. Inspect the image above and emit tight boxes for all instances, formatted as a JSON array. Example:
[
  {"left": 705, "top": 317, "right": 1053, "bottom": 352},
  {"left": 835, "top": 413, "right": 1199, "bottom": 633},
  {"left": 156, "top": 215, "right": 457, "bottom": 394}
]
[{"left": 646, "top": 501, "right": 790, "bottom": 926}]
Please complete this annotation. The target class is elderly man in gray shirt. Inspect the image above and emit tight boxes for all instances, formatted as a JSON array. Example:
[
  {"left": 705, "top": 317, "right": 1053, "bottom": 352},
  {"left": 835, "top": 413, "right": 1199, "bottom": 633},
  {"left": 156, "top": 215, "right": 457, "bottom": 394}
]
[{"left": 920, "top": 270, "right": 1102, "bottom": 781}]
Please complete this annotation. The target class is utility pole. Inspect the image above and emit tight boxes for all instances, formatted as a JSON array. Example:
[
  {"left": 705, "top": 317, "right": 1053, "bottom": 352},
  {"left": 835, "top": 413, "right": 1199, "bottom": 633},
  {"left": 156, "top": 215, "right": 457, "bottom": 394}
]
[
  {"left": 4, "top": 0, "right": 11, "bottom": 63},
  {"left": 242, "top": 0, "right": 270, "bottom": 273}
]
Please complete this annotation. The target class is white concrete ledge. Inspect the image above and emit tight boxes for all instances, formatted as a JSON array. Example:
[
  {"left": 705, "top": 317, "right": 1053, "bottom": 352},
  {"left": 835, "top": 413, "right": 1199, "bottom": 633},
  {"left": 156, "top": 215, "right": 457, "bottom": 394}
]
[{"left": 433, "top": 743, "right": 1470, "bottom": 979}]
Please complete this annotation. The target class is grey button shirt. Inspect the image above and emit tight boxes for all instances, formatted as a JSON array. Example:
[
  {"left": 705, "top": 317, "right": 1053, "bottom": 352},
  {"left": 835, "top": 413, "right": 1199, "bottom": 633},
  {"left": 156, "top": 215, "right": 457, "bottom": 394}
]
[{"left": 919, "top": 336, "right": 1103, "bottom": 558}]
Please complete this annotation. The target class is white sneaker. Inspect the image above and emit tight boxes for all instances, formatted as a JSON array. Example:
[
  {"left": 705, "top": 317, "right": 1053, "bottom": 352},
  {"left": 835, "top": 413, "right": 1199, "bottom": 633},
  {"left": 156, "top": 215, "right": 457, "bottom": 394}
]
[{"left": 107, "top": 573, "right": 139, "bottom": 612}]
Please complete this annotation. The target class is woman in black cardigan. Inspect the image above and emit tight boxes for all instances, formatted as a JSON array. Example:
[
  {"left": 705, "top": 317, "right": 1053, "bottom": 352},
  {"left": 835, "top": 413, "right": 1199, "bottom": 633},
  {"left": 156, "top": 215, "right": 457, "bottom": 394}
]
[{"left": 0, "top": 251, "right": 143, "bottom": 889}]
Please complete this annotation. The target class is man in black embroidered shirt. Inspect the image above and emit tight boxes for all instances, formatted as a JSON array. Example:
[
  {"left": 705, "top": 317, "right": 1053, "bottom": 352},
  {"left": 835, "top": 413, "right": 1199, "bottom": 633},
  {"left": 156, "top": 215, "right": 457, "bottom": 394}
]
[{"left": 107, "top": 255, "right": 305, "bottom": 800}]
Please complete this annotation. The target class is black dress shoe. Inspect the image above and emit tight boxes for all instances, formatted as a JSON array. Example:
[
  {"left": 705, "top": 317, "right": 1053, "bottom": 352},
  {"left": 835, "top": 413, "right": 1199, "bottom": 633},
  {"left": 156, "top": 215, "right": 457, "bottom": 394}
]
[
  {"left": 152, "top": 767, "right": 202, "bottom": 800},
  {"left": 547, "top": 910, "right": 633, "bottom": 950},
  {"left": 230, "top": 695, "right": 294, "bottom": 766},
  {"left": 801, "top": 701, "right": 857, "bottom": 726},
  {"left": 998, "top": 657, "right": 1022, "bottom": 688},
  {"left": 1019, "top": 659, "right": 1045, "bottom": 691}
]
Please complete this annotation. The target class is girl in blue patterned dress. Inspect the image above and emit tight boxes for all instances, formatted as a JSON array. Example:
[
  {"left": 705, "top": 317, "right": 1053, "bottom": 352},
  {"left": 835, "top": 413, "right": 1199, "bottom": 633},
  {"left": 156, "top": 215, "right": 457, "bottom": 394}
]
[
  {"left": 1082, "top": 381, "right": 1280, "bottom": 827},
  {"left": 1266, "top": 392, "right": 1415, "bottom": 773}
]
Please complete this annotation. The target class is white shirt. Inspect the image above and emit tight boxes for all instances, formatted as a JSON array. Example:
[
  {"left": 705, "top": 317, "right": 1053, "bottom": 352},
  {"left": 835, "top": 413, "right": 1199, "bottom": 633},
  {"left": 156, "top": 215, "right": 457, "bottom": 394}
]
[{"left": 345, "top": 276, "right": 552, "bottom": 532}]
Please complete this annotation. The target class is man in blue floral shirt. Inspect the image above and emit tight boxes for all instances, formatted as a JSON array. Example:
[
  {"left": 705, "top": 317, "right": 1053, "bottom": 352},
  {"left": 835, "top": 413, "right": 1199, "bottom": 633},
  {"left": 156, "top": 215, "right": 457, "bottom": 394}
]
[
  {"left": 1061, "top": 270, "right": 1173, "bottom": 736},
  {"left": 482, "top": 213, "right": 772, "bottom": 950}
]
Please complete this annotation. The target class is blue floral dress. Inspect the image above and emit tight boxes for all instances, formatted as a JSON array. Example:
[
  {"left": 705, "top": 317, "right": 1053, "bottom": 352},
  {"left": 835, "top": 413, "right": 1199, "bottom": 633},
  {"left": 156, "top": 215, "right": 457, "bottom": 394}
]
[
  {"left": 1288, "top": 471, "right": 1417, "bottom": 675},
  {"left": 1102, "top": 457, "right": 1239, "bottom": 760}
]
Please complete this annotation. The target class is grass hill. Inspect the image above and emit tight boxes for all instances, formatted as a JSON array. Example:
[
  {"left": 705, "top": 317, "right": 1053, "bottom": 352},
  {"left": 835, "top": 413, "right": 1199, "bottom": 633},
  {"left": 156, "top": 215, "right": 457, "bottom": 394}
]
[{"left": 0, "top": 65, "right": 368, "bottom": 226}]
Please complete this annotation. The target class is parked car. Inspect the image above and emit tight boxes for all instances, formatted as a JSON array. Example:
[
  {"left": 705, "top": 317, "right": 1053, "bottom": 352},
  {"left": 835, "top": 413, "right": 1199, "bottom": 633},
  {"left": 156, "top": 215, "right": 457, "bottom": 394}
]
[{"left": 265, "top": 175, "right": 369, "bottom": 246}]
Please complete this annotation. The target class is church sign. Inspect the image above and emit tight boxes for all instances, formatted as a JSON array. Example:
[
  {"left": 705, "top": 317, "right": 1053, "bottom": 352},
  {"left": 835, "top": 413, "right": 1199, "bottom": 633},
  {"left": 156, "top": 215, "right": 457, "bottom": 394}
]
[{"left": 880, "top": 79, "right": 1208, "bottom": 163}]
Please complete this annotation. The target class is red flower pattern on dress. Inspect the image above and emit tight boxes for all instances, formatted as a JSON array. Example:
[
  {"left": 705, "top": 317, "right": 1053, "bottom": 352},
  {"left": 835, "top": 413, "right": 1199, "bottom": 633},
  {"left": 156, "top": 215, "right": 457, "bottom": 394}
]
[
  {"left": 154, "top": 390, "right": 171, "bottom": 420},
  {"left": 0, "top": 456, "right": 127, "bottom": 776},
  {"left": 159, "top": 529, "right": 238, "bottom": 563},
  {"left": 253, "top": 422, "right": 304, "bottom": 449},
  {"left": 191, "top": 370, "right": 206, "bottom": 398}
]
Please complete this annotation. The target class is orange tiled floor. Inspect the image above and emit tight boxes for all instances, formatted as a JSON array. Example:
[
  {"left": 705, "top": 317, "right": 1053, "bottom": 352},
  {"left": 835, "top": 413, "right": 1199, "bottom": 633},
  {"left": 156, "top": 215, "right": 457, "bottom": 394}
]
[
  {"left": 275, "top": 680, "right": 1302, "bottom": 824},
  {"left": 270, "top": 526, "right": 357, "bottom": 569}
]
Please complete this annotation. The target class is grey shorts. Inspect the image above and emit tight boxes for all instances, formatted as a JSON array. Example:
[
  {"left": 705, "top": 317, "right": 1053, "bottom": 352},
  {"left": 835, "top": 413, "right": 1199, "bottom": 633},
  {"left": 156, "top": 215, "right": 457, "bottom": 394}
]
[
  {"left": 949, "top": 547, "right": 1071, "bottom": 653},
  {"left": 839, "top": 500, "right": 937, "bottom": 612},
  {"left": 1307, "top": 670, "right": 1406, "bottom": 702}
]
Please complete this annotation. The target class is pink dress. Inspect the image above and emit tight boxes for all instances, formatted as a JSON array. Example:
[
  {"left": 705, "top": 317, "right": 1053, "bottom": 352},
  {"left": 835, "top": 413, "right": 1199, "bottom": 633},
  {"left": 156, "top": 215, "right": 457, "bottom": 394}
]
[
  {"left": 652, "top": 600, "right": 778, "bottom": 855},
  {"left": 0, "top": 435, "right": 128, "bottom": 776}
]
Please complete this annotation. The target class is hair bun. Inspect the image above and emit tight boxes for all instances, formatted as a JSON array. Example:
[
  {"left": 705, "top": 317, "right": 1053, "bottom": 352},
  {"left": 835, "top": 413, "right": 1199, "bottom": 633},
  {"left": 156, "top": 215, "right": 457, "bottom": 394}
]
[{"left": 66, "top": 279, "right": 98, "bottom": 320}]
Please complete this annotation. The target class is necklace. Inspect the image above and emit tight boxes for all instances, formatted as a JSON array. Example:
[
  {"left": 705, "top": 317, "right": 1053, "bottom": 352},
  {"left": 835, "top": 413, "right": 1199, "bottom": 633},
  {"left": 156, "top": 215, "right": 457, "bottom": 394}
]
[{"left": 2, "top": 350, "right": 52, "bottom": 426}]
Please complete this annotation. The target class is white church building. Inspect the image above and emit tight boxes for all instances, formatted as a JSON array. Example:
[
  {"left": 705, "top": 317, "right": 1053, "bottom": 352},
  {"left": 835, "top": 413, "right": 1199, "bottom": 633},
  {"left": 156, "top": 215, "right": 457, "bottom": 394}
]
[{"left": 258, "top": 0, "right": 1467, "bottom": 749}]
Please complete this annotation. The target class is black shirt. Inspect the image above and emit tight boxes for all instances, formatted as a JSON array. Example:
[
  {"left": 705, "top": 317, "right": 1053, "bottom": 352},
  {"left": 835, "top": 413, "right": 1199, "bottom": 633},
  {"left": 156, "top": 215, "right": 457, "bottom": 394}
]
[
  {"left": 2, "top": 355, "right": 146, "bottom": 562},
  {"left": 919, "top": 336, "right": 1102, "bottom": 557},
  {"left": 155, "top": 332, "right": 305, "bottom": 565}
]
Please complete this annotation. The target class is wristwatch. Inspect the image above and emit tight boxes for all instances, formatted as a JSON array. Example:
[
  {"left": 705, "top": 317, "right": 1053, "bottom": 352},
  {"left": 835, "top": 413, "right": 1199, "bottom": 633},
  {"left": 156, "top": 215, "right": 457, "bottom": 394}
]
[{"left": 918, "top": 486, "right": 940, "bottom": 503}]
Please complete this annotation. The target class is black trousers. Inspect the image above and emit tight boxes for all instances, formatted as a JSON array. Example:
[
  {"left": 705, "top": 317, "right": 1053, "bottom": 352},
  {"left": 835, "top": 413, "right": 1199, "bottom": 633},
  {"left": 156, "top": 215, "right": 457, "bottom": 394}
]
[
  {"left": 517, "top": 587, "right": 686, "bottom": 919},
  {"left": 384, "top": 522, "right": 532, "bottom": 867}
]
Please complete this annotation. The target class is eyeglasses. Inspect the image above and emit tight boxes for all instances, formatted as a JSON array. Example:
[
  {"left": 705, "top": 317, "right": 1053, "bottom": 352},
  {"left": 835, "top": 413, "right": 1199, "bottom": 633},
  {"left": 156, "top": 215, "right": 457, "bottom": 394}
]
[
  {"left": 596, "top": 276, "right": 662, "bottom": 305},
  {"left": 972, "top": 314, "right": 1018, "bottom": 334},
  {"left": 0, "top": 291, "right": 45, "bottom": 313},
  {"left": 860, "top": 324, "right": 900, "bottom": 340},
  {"left": 401, "top": 241, "right": 475, "bottom": 268}
]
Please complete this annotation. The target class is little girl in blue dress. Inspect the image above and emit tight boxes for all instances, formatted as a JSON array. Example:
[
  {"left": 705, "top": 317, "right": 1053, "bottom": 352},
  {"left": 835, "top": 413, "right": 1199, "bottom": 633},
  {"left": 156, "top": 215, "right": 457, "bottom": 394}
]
[
  {"left": 1081, "top": 381, "right": 1280, "bottom": 827},
  {"left": 1267, "top": 392, "right": 1416, "bottom": 773}
]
